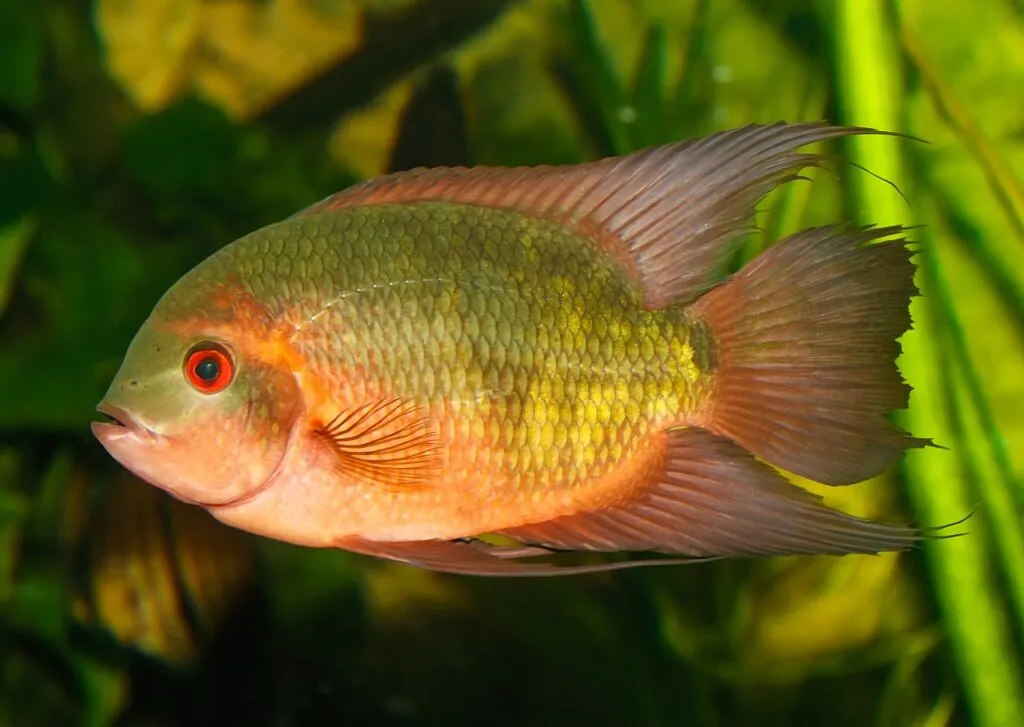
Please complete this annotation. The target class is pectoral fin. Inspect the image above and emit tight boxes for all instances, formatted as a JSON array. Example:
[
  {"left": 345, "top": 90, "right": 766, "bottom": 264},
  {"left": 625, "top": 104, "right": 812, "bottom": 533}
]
[{"left": 314, "top": 398, "right": 442, "bottom": 493}]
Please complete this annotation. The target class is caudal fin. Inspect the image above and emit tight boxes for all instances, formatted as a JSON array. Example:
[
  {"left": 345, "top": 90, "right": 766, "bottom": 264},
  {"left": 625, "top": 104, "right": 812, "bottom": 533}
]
[{"left": 691, "top": 225, "right": 930, "bottom": 486}]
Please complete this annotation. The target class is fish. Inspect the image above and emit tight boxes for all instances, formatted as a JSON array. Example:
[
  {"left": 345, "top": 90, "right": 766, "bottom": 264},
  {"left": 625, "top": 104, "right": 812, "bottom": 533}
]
[
  {"left": 70, "top": 469, "right": 258, "bottom": 664},
  {"left": 91, "top": 121, "right": 936, "bottom": 577}
]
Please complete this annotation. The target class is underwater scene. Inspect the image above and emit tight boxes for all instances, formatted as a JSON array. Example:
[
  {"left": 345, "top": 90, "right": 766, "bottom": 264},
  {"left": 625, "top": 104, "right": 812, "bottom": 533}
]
[{"left": 1, "top": 1, "right": 1023, "bottom": 726}]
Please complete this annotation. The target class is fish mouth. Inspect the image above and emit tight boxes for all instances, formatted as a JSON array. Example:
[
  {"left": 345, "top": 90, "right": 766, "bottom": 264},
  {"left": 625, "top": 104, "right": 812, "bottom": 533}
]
[{"left": 91, "top": 402, "right": 157, "bottom": 443}]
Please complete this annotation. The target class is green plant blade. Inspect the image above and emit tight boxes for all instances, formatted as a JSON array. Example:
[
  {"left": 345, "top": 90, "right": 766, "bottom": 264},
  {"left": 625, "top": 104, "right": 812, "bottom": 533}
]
[{"left": 833, "top": 2, "right": 1024, "bottom": 727}]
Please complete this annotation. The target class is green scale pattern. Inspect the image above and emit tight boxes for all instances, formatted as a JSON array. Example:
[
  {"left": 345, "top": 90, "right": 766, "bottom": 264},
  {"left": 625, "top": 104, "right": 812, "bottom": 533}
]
[{"left": 176, "top": 202, "right": 716, "bottom": 490}]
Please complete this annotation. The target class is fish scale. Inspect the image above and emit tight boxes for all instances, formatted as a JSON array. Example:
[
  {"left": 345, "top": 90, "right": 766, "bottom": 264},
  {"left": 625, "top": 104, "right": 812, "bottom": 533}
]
[{"left": 212, "top": 202, "right": 708, "bottom": 495}]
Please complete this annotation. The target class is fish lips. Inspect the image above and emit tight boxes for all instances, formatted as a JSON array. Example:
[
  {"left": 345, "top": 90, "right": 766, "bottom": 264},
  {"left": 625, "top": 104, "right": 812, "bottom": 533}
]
[
  {"left": 91, "top": 402, "right": 190, "bottom": 501},
  {"left": 91, "top": 402, "right": 160, "bottom": 445}
]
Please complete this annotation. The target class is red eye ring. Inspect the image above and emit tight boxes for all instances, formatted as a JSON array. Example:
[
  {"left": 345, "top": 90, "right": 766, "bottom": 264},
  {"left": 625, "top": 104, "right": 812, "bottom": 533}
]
[{"left": 184, "top": 343, "right": 234, "bottom": 394}]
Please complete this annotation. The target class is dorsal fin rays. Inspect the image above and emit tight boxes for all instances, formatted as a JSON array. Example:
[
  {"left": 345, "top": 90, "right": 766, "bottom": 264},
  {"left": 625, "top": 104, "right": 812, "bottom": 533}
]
[{"left": 298, "top": 122, "right": 886, "bottom": 308}]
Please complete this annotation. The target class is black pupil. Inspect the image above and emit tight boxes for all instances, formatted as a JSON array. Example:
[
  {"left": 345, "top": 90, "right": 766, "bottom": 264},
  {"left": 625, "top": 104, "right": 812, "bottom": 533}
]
[{"left": 194, "top": 356, "right": 220, "bottom": 382}]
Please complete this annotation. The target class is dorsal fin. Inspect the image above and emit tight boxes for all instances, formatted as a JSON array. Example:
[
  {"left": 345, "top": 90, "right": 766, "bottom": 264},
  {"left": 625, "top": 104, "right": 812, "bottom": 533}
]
[{"left": 299, "top": 122, "right": 884, "bottom": 308}]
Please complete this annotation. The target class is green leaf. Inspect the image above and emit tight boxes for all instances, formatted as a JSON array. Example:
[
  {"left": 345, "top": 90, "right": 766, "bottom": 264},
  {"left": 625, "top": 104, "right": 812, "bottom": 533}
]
[
  {"left": 833, "top": 2, "right": 1024, "bottom": 727},
  {"left": 120, "top": 96, "right": 241, "bottom": 199},
  {"left": 0, "top": 216, "right": 35, "bottom": 319},
  {"left": 665, "top": 0, "right": 713, "bottom": 139},
  {"left": 630, "top": 23, "right": 668, "bottom": 148},
  {"left": 0, "top": 447, "right": 28, "bottom": 606},
  {"left": 553, "top": 0, "right": 632, "bottom": 156},
  {"left": 0, "top": 140, "right": 55, "bottom": 227},
  {"left": 899, "top": 0, "right": 1024, "bottom": 637},
  {"left": 0, "top": 2, "right": 42, "bottom": 112},
  {"left": 0, "top": 208, "right": 189, "bottom": 432}
]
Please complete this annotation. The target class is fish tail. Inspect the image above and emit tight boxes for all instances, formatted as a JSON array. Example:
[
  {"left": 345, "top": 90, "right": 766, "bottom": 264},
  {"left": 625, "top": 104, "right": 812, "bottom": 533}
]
[{"left": 690, "top": 225, "right": 931, "bottom": 486}]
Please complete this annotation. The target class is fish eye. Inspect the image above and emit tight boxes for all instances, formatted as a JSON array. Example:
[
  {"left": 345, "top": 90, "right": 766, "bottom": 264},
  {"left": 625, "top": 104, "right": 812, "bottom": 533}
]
[{"left": 184, "top": 342, "right": 234, "bottom": 394}]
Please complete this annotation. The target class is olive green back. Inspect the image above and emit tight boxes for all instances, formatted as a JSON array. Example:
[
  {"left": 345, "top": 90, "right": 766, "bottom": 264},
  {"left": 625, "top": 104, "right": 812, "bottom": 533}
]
[{"left": 157, "top": 202, "right": 714, "bottom": 487}]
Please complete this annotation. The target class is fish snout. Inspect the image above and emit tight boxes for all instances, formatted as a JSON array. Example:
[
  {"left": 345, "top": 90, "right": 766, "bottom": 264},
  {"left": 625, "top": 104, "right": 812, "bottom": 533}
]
[{"left": 92, "top": 402, "right": 159, "bottom": 444}]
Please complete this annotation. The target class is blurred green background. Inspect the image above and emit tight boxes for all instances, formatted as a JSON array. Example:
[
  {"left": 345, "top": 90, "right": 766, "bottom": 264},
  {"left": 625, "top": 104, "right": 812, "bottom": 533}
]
[{"left": 1, "top": 0, "right": 1023, "bottom": 725}]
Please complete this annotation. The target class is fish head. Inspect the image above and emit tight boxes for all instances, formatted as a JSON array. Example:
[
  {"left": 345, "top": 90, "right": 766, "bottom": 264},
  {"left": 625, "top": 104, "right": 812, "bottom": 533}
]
[{"left": 92, "top": 310, "right": 304, "bottom": 508}]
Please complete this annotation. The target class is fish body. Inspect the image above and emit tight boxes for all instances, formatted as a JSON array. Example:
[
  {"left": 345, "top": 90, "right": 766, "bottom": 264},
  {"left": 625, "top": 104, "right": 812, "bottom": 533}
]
[
  {"left": 160, "top": 203, "right": 711, "bottom": 543},
  {"left": 93, "top": 123, "right": 931, "bottom": 576}
]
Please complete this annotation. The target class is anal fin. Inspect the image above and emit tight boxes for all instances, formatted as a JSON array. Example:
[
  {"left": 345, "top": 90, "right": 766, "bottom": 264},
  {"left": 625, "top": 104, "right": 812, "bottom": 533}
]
[
  {"left": 333, "top": 427, "right": 938, "bottom": 578},
  {"left": 334, "top": 535, "right": 704, "bottom": 577},
  {"left": 500, "top": 428, "right": 926, "bottom": 559}
]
